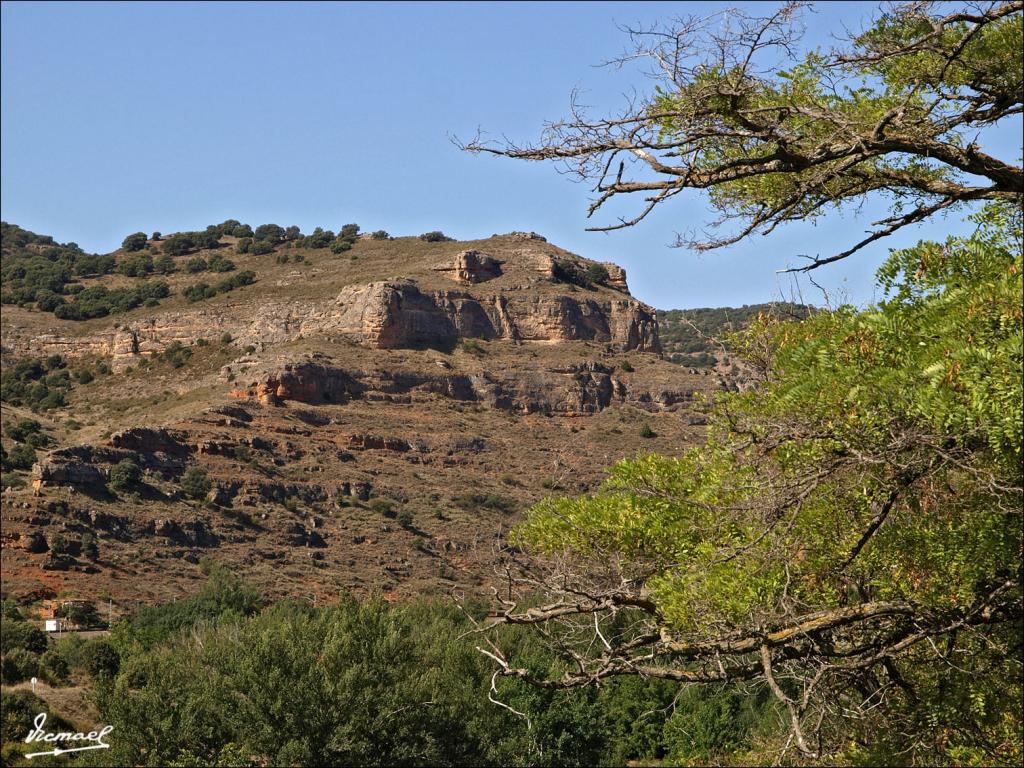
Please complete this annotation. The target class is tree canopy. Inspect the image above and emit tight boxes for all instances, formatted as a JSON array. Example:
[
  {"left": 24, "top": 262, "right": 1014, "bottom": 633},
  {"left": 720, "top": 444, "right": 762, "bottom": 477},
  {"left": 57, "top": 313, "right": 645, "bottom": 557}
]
[{"left": 461, "top": 1, "right": 1022, "bottom": 269}]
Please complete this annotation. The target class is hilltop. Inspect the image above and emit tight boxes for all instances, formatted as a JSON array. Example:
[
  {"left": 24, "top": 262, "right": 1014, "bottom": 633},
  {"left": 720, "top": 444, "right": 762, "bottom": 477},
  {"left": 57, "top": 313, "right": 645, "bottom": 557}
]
[{"left": 2, "top": 221, "right": 736, "bottom": 609}]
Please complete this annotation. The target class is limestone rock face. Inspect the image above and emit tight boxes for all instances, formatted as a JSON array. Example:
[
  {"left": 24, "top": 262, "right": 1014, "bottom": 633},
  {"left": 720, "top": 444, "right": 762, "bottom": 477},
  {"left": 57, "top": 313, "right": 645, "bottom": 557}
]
[
  {"left": 434, "top": 250, "right": 503, "bottom": 283},
  {"left": 328, "top": 281, "right": 661, "bottom": 352}
]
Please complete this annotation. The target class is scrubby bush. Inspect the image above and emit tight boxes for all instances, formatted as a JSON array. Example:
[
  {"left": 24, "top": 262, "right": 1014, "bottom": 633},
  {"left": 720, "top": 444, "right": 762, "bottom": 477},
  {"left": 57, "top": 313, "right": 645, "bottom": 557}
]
[
  {"left": 1, "top": 648, "right": 39, "bottom": 684},
  {"left": 181, "top": 467, "right": 212, "bottom": 500},
  {"left": 108, "top": 458, "right": 142, "bottom": 491},
  {"left": 121, "top": 232, "right": 148, "bottom": 252},
  {"left": 185, "top": 257, "right": 208, "bottom": 273},
  {"left": 118, "top": 253, "right": 154, "bottom": 277},
  {"left": 254, "top": 224, "right": 285, "bottom": 243},
  {"left": 639, "top": 423, "right": 656, "bottom": 438},
  {"left": 419, "top": 230, "right": 453, "bottom": 242},
  {"left": 584, "top": 263, "right": 610, "bottom": 284},
  {"left": 207, "top": 254, "right": 235, "bottom": 272},
  {"left": 152, "top": 253, "right": 174, "bottom": 274},
  {"left": 250, "top": 239, "right": 275, "bottom": 255},
  {"left": 4, "top": 444, "right": 36, "bottom": 471},
  {"left": 370, "top": 229, "right": 391, "bottom": 240},
  {"left": 0, "top": 356, "right": 72, "bottom": 411},
  {"left": 161, "top": 233, "right": 196, "bottom": 256},
  {"left": 329, "top": 238, "right": 352, "bottom": 254},
  {"left": 81, "top": 639, "right": 119, "bottom": 678}
]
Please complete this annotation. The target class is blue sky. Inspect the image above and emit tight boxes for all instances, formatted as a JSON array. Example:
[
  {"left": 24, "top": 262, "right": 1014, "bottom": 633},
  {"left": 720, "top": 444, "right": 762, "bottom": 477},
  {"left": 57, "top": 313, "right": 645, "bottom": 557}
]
[{"left": 2, "top": 1, "right": 1020, "bottom": 309}]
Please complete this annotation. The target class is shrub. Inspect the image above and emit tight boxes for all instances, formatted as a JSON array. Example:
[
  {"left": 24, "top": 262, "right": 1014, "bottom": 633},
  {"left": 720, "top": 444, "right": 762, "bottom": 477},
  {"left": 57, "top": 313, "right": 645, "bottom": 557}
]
[
  {"left": 330, "top": 238, "right": 353, "bottom": 254},
  {"left": 339, "top": 223, "right": 360, "bottom": 239},
  {"left": 80, "top": 640, "right": 119, "bottom": 678},
  {"left": 584, "top": 263, "right": 610, "bottom": 284},
  {"left": 57, "top": 601, "right": 102, "bottom": 628},
  {"left": 119, "top": 252, "right": 154, "bottom": 277},
  {"left": 49, "top": 533, "right": 73, "bottom": 556},
  {"left": 1, "top": 648, "right": 39, "bottom": 684},
  {"left": 108, "top": 458, "right": 142, "bottom": 491},
  {"left": 368, "top": 498, "right": 396, "bottom": 517},
  {"left": 39, "top": 649, "right": 70, "bottom": 684},
  {"left": 77, "top": 369, "right": 95, "bottom": 384},
  {"left": 397, "top": 509, "right": 415, "bottom": 528},
  {"left": 236, "top": 237, "right": 252, "bottom": 254},
  {"left": 639, "top": 423, "right": 656, "bottom": 438},
  {"left": 4, "top": 444, "right": 36, "bottom": 471},
  {"left": 81, "top": 533, "right": 99, "bottom": 560},
  {"left": 161, "top": 233, "right": 196, "bottom": 256},
  {"left": 121, "top": 232, "right": 148, "bottom": 252},
  {"left": 154, "top": 254, "right": 177, "bottom": 274},
  {"left": 4, "top": 418, "right": 44, "bottom": 443},
  {"left": 151, "top": 231, "right": 162, "bottom": 240},
  {"left": 370, "top": 230, "right": 391, "bottom": 240},
  {"left": 419, "top": 231, "right": 453, "bottom": 242},
  {"left": 254, "top": 224, "right": 285, "bottom": 243},
  {"left": 620, "top": 360, "right": 635, "bottom": 372},
  {"left": 1, "top": 617, "right": 47, "bottom": 655},
  {"left": 184, "top": 257, "right": 208, "bottom": 273},
  {"left": 181, "top": 467, "right": 212, "bottom": 500},
  {"left": 207, "top": 254, "right": 235, "bottom": 272},
  {"left": 250, "top": 239, "right": 275, "bottom": 255}
]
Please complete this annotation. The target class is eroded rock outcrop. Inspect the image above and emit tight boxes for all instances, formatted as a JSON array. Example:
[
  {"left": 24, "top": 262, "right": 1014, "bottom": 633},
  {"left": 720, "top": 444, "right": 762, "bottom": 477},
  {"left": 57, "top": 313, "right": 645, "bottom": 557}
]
[{"left": 433, "top": 250, "right": 503, "bottom": 283}]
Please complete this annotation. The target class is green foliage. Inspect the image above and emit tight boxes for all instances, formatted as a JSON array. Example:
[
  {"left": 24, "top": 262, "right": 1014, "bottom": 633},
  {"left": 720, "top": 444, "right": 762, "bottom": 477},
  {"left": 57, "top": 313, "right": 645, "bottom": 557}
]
[
  {"left": 157, "top": 341, "right": 193, "bottom": 369},
  {"left": 584, "top": 263, "right": 610, "bottom": 284},
  {"left": 185, "top": 256, "right": 208, "bottom": 273},
  {"left": 369, "top": 229, "right": 391, "bottom": 240},
  {"left": 1, "top": 614, "right": 47, "bottom": 655},
  {"left": 510, "top": 202, "right": 1023, "bottom": 764},
  {"left": 4, "top": 443, "right": 36, "bottom": 470},
  {"left": 0, "top": 355, "right": 72, "bottom": 411},
  {"left": 57, "top": 601, "right": 103, "bottom": 628},
  {"left": 121, "top": 231, "right": 148, "bottom": 252},
  {"left": 81, "top": 639, "right": 120, "bottom": 678},
  {"left": 419, "top": 230, "right": 453, "bottom": 242},
  {"left": 108, "top": 458, "right": 142, "bottom": 492},
  {"left": 253, "top": 223, "right": 285, "bottom": 243},
  {"left": 52, "top": 279, "right": 170, "bottom": 320},
  {"left": 109, "top": 563, "right": 262, "bottom": 654},
  {"left": 300, "top": 227, "right": 334, "bottom": 249},
  {"left": 183, "top": 270, "right": 255, "bottom": 302},
  {"left": 638, "top": 423, "right": 656, "bottom": 439},
  {"left": 162, "top": 232, "right": 199, "bottom": 256},
  {"left": 1, "top": 222, "right": 115, "bottom": 309},
  {"left": 658, "top": 302, "right": 812, "bottom": 367},
  {"left": 81, "top": 532, "right": 99, "bottom": 560},
  {"left": 181, "top": 467, "right": 212, "bottom": 500}
]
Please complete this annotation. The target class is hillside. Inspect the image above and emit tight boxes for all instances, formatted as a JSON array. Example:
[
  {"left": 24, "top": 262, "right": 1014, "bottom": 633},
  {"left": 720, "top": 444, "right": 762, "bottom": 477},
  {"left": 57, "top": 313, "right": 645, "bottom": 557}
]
[
  {"left": 658, "top": 303, "right": 813, "bottom": 369},
  {"left": 1, "top": 222, "right": 724, "bottom": 609}
]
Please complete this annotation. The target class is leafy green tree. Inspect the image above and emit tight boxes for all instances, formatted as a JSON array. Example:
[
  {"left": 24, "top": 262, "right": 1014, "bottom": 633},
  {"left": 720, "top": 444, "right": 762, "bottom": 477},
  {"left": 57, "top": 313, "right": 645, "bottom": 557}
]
[
  {"left": 369, "top": 230, "right": 391, "bottom": 240},
  {"left": 154, "top": 253, "right": 177, "bottom": 274},
  {"left": 161, "top": 233, "right": 196, "bottom": 256},
  {"left": 121, "top": 232, "right": 148, "bottom": 252},
  {"left": 253, "top": 224, "right": 285, "bottom": 243},
  {"left": 462, "top": 2, "right": 1021, "bottom": 267},
  {"left": 4, "top": 444, "right": 36, "bottom": 470},
  {"left": 108, "top": 458, "right": 142, "bottom": 491},
  {"left": 419, "top": 230, "right": 453, "bottom": 242},
  {"left": 483, "top": 202, "right": 1022, "bottom": 764},
  {"left": 181, "top": 467, "right": 212, "bottom": 500},
  {"left": 119, "top": 252, "right": 154, "bottom": 277}
]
